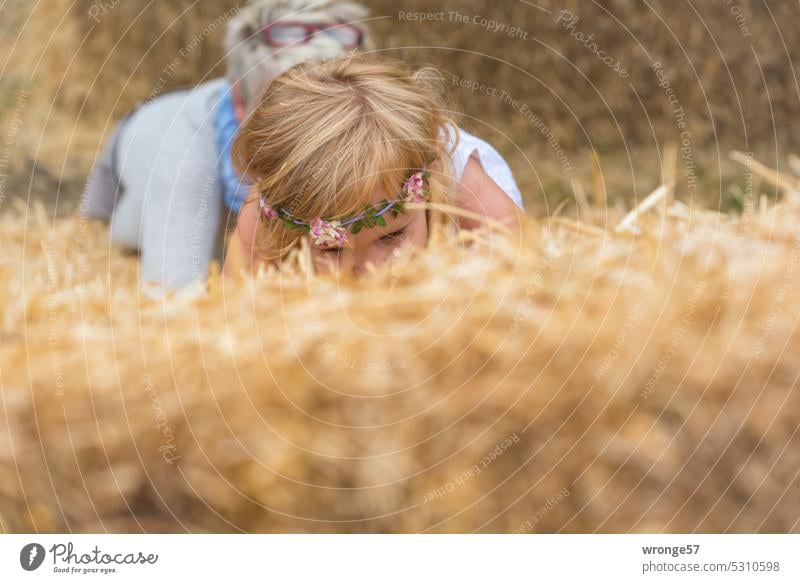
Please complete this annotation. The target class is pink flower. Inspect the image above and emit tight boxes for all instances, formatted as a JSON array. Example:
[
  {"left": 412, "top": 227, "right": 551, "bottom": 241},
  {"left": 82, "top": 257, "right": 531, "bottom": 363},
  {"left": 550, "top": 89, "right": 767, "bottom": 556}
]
[
  {"left": 259, "top": 198, "right": 279, "bottom": 220},
  {"left": 403, "top": 172, "right": 426, "bottom": 202},
  {"left": 309, "top": 218, "right": 347, "bottom": 248}
]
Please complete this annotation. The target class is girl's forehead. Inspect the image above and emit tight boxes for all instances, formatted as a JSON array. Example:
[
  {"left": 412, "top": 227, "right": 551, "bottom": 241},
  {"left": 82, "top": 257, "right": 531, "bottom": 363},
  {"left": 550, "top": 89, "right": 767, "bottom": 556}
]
[
  {"left": 369, "top": 186, "right": 391, "bottom": 204},
  {"left": 370, "top": 170, "right": 415, "bottom": 199}
]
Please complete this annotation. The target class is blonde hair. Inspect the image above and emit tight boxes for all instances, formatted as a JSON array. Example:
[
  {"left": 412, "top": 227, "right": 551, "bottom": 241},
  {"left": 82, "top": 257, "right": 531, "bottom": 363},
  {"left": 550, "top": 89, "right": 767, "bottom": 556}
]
[{"left": 233, "top": 55, "right": 458, "bottom": 261}]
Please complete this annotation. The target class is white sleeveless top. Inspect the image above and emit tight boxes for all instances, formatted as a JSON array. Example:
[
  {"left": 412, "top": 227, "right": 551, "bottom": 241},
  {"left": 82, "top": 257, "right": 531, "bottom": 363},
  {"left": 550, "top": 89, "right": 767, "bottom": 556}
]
[{"left": 444, "top": 125, "right": 524, "bottom": 209}]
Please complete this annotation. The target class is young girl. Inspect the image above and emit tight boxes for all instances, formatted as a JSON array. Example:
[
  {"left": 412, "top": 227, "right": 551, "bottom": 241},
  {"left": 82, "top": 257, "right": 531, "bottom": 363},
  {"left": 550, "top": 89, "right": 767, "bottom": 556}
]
[{"left": 225, "top": 56, "right": 524, "bottom": 277}]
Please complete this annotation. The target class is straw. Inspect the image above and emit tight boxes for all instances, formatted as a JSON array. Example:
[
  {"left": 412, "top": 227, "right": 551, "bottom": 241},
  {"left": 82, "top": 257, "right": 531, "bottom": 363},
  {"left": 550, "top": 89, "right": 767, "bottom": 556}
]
[{"left": 2, "top": 175, "right": 799, "bottom": 533}]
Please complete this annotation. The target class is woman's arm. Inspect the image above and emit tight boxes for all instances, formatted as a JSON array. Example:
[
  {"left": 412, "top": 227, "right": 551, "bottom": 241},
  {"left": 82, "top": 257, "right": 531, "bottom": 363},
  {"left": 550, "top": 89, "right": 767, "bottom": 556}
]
[{"left": 456, "top": 154, "right": 523, "bottom": 231}]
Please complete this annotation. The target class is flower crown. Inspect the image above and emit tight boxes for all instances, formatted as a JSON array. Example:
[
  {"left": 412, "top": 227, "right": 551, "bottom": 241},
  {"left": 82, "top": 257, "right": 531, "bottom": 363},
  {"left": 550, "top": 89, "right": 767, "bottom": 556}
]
[{"left": 258, "top": 170, "right": 429, "bottom": 248}]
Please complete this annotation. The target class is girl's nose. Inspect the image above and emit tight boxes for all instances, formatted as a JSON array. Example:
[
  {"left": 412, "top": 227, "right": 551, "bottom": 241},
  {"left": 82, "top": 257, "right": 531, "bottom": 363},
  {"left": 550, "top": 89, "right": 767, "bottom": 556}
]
[
  {"left": 336, "top": 249, "right": 355, "bottom": 276},
  {"left": 351, "top": 248, "right": 370, "bottom": 277},
  {"left": 352, "top": 247, "right": 392, "bottom": 277}
]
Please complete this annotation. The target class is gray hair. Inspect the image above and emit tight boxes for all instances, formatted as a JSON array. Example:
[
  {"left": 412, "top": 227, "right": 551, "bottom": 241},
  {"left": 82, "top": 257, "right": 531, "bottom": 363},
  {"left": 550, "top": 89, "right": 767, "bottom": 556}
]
[{"left": 224, "top": 0, "right": 372, "bottom": 109}]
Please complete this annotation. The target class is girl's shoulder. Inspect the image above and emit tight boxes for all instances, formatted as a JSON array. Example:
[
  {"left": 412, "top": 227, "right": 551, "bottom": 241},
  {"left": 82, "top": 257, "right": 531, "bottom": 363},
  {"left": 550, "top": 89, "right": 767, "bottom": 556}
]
[{"left": 441, "top": 125, "right": 524, "bottom": 209}]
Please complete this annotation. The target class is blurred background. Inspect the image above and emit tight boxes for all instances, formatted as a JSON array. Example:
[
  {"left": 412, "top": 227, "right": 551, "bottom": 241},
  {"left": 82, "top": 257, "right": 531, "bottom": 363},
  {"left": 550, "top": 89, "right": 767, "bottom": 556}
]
[{"left": 1, "top": 0, "right": 798, "bottom": 217}]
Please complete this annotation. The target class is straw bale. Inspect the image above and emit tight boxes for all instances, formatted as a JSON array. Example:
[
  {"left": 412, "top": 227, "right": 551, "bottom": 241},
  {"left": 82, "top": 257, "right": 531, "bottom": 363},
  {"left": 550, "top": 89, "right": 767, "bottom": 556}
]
[{"left": 1, "top": 191, "right": 799, "bottom": 532}]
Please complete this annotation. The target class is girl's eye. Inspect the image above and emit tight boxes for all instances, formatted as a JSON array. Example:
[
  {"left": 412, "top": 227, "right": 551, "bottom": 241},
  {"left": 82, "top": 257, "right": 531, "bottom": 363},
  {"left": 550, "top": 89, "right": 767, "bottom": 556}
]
[
  {"left": 319, "top": 247, "right": 342, "bottom": 254},
  {"left": 380, "top": 227, "right": 407, "bottom": 243}
]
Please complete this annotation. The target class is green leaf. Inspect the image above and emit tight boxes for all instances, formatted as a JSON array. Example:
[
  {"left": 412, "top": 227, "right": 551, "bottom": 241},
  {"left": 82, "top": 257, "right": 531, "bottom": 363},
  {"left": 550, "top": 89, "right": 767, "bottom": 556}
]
[
  {"left": 376, "top": 215, "right": 386, "bottom": 227},
  {"left": 351, "top": 223, "right": 362, "bottom": 235}
]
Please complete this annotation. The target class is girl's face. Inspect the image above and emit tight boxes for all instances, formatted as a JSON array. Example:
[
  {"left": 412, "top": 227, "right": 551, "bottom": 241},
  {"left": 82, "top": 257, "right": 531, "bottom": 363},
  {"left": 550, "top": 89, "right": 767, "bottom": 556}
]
[{"left": 311, "top": 189, "right": 428, "bottom": 276}]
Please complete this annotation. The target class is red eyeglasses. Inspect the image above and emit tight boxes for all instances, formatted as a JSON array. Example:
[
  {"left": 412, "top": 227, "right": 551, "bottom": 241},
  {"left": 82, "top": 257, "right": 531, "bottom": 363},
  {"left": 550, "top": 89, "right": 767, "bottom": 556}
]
[{"left": 261, "top": 21, "right": 363, "bottom": 50}]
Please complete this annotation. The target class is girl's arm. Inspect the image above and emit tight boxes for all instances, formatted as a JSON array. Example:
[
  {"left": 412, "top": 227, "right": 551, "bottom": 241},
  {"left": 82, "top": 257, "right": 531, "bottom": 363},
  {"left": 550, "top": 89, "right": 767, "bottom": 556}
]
[
  {"left": 456, "top": 154, "right": 523, "bottom": 231},
  {"left": 223, "top": 192, "right": 262, "bottom": 277}
]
